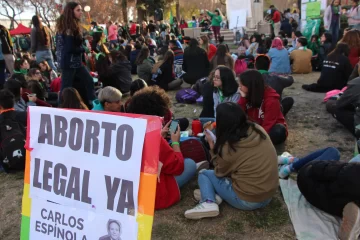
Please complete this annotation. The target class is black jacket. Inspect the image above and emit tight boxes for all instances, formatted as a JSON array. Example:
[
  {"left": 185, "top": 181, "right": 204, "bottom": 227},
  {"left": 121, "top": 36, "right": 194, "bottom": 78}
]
[
  {"left": 101, "top": 60, "right": 132, "bottom": 94},
  {"left": 0, "top": 25, "right": 13, "bottom": 54},
  {"left": 336, "top": 77, "right": 360, "bottom": 111},
  {"left": 349, "top": 63, "right": 359, "bottom": 82},
  {"left": 199, "top": 80, "right": 215, "bottom": 118},
  {"left": 317, "top": 42, "right": 333, "bottom": 70},
  {"left": 155, "top": 61, "right": 174, "bottom": 91},
  {"left": 130, "top": 49, "right": 141, "bottom": 74},
  {"left": 182, "top": 47, "right": 210, "bottom": 85},
  {"left": 298, "top": 160, "right": 360, "bottom": 217},
  {"left": 303, "top": 55, "right": 352, "bottom": 92},
  {"left": 280, "top": 19, "right": 292, "bottom": 37}
]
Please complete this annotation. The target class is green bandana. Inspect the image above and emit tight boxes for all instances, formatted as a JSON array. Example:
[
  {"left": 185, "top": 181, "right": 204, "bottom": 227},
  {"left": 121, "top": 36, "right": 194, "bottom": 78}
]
[
  {"left": 258, "top": 70, "right": 269, "bottom": 75},
  {"left": 95, "top": 52, "right": 105, "bottom": 61},
  {"left": 14, "top": 69, "right": 28, "bottom": 75},
  {"left": 218, "top": 88, "right": 224, "bottom": 103}
]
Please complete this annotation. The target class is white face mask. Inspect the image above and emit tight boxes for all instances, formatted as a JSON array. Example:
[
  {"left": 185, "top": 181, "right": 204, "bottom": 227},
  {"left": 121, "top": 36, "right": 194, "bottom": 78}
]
[{"left": 240, "top": 90, "right": 247, "bottom": 98}]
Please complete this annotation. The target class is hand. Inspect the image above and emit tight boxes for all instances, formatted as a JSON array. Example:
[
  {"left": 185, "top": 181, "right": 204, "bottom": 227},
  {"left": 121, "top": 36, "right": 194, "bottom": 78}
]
[
  {"left": 28, "top": 96, "right": 37, "bottom": 102},
  {"left": 205, "top": 130, "right": 215, "bottom": 150},
  {"left": 161, "top": 121, "right": 171, "bottom": 138},
  {"left": 170, "top": 125, "right": 180, "bottom": 143}
]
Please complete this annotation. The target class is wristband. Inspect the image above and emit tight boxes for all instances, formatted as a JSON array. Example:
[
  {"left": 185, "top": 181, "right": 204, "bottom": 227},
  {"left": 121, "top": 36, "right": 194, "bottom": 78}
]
[{"left": 171, "top": 142, "right": 180, "bottom": 146}]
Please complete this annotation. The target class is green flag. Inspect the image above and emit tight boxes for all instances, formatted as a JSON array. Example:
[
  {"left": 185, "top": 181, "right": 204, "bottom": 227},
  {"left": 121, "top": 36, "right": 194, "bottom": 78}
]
[{"left": 170, "top": 11, "right": 174, "bottom": 24}]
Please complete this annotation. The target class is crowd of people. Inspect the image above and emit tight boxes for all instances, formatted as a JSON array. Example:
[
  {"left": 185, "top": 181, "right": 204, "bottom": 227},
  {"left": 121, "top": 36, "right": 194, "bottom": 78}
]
[{"left": 0, "top": 1, "right": 360, "bottom": 239}]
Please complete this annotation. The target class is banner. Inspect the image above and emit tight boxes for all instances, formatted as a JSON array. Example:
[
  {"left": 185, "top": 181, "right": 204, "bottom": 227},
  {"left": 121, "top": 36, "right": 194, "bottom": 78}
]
[
  {"left": 306, "top": 1, "right": 321, "bottom": 18},
  {"left": 21, "top": 107, "right": 162, "bottom": 240}
]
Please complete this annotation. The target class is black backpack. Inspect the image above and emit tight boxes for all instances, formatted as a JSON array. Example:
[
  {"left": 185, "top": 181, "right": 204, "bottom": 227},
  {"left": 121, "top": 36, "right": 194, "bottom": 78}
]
[{"left": 0, "top": 114, "right": 26, "bottom": 173}]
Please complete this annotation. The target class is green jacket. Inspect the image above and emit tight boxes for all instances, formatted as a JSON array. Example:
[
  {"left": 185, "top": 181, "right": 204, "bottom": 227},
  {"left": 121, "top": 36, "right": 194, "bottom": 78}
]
[{"left": 207, "top": 11, "right": 222, "bottom": 27}]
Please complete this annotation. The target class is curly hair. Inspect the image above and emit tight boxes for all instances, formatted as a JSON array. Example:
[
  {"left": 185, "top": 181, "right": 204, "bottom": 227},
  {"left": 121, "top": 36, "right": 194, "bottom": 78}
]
[
  {"left": 56, "top": 2, "right": 81, "bottom": 37},
  {"left": 127, "top": 86, "right": 171, "bottom": 117},
  {"left": 340, "top": 29, "right": 360, "bottom": 49}
]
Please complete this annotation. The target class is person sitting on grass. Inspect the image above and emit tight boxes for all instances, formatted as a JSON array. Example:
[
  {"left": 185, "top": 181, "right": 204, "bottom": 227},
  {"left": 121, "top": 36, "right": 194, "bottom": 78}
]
[
  {"left": 184, "top": 102, "right": 278, "bottom": 219},
  {"left": 92, "top": 86, "right": 123, "bottom": 112},
  {"left": 60, "top": 87, "right": 88, "bottom": 110},
  {"left": 4, "top": 79, "right": 36, "bottom": 112},
  {"left": 136, "top": 47, "right": 155, "bottom": 84},
  {"left": 0, "top": 89, "right": 27, "bottom": 127},
  {"left": 290, "top": 37, "right": 313, "bottom": 74},
  {"left": 38, "top": 60, "right": 57, "bottom": 82},
  {"left": 238, "top": 70, "right": 288, "bottom": 145},
  {"left": 278, "top": 148, "right": 360, "bottom": 240},
  {"left": 267, "top": 37, "right": 291, "bottom": 75},
  {"left": 210, "top": 44, "right": 234, "bottom": 70},
  {"left": 212, "top": 66, "right": 240, "bottom": 117},
  {"left": 127, "top": 86, "right": 197, "bottom": 210},
  {"left": 302, "top": 42, "right": 352, "bottom": 93},
  {"left": 254, "top": 55, "right": 294, "bottom": 116}
]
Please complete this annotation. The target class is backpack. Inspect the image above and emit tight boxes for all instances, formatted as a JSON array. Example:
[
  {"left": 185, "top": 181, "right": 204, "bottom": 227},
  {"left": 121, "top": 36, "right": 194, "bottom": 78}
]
[
  {"left": 176, "top": 88, "right": 200, "bottom": 104},
  {"left": 235, "top": 59, "right": 248, "bottom": 76},
  {"left": 180, "top": 138, "right": 211, "bottom": 163},
  {"left": 0, "top": 114, "right": 26, "bottom": 172},
  {"left": 192, "top": 77, "right": 208, "bottom": 95}
]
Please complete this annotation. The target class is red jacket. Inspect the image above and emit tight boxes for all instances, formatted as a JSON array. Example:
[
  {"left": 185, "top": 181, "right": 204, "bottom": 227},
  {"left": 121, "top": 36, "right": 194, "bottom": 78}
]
[
  {"left": 21, "top": 89, "right": 51, "bottom": 107},
  {"left": 50, "top": 77, "right": 61, "bottom": 93},
  {"left": 155, "top": 138, "right": 184, "bottom": 210},
  {"left": 272, "top": 11, "right": 281, "bottom": 23},
  {"left": 130, "top": 23, "right": 137, "bottom": 35},
  {"left": 238, "top": 87, "right": 287, "bottom": 135},
  {"left": 349, "top": 47, "right": 360, "bottom": 68},
  {"left": 207, "top": 44, "right": 217, "bottom": 61},
  {"left": 180, "top": 22, "right": 188, "bottom": 29}
]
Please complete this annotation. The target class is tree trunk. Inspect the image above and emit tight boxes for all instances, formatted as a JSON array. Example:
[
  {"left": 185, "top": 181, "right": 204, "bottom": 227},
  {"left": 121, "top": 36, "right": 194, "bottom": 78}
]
[
  {"left": 122, "top": 0, "right": 128, "bottom": 23},
  {"left": 10, "top": 19, "right": 15, "bottom": 30},
  {"left": 137, "top": 8, "right": 146, "bottom": 23}
]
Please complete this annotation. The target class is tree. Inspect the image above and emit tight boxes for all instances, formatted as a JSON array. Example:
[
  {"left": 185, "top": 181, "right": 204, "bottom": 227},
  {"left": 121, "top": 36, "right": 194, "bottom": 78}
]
[
  {"left": 0, "top": 0, "right": 24, "bottom": 29},
  {"left": 25, "top": 0, "right": 60, "bottom": 29}
]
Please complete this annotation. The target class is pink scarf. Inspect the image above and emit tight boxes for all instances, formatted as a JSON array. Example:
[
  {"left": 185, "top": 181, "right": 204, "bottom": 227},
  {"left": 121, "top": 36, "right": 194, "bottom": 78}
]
[{"left": 271, "top": 37, "right": 284, "bottom": 50}]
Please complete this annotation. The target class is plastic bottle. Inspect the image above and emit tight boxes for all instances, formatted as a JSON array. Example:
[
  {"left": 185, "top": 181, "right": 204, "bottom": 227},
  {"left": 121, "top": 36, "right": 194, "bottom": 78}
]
[{"left": 192, "top": 119, "right": 202, "bottom": 137}]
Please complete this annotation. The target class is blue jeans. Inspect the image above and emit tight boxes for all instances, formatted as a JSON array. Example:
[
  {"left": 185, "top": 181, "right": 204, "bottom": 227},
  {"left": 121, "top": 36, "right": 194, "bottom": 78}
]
[
  {"left": 175, "top": 158, "right": 197, "bottom": 188},
  {"left": 36, "top": 50, "right": 57, "bottom": 71},
  {"left": 198, "top": 170, "right": 272, "bottom": 210},
  {"left": 60, "top": 66, "right": 95, "bottom": 105},
  {"left": 150, "top": 32, "right": 156, "bottom": 40},
  {"left": 292, "top": 147, "right": 340, "bottom": 171},
  {"left": 330, "top": 19, "right": 339, "bottom": 44}
]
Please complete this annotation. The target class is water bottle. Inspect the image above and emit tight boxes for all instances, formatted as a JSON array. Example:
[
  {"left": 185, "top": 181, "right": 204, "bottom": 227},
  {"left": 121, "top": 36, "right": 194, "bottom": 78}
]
[{"left": 192, "top": 119, "right": 202, "bottom": 137}]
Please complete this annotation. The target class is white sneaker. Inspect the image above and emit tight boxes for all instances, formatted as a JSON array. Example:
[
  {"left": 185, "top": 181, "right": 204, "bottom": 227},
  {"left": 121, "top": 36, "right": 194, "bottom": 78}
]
[
  {"left": 277, "top": 152, "right": 293, "bottom": 165},
  {"left": 184, "top": 202, "right": 219, "bottom": 220},
  {"left": 339, "top": 202, "right": 360, "bottom": 240},
  {"left": 196, "top": 161, "right": 209, "bottom": 172},
  {"left": 193, "top": 189, "right": 222, "bottom": 205}
]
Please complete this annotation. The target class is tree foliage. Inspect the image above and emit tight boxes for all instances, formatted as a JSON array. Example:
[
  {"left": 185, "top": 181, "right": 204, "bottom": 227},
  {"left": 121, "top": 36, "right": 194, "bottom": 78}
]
[{"left": 0, "top": 0, "right": 24, "bottom": 29}]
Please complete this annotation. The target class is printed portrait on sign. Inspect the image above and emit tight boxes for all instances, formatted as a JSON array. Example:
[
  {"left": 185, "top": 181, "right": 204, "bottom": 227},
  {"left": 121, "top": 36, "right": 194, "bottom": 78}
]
[{"left": 99, "top": 219, "right": 122, "bottom": 240}]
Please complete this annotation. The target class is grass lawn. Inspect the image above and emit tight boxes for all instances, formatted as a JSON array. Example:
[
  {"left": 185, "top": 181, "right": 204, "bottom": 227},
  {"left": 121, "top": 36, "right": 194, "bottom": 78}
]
[{"left": 0, "top": 72, "right": 354, "bottom": 240}]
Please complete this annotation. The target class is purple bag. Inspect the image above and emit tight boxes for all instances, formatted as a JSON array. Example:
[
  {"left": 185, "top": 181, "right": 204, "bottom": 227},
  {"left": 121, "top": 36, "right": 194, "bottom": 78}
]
[{"left": 176, "top": 88, "right": 200, "bottom": 104}]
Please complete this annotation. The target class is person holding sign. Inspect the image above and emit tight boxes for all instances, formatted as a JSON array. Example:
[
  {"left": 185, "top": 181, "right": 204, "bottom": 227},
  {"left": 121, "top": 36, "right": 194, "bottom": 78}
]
[
  {"left": 184, "top": 102, "right": 278, "bottom": 219},
  {"left": 324, "top": 0, "right": 342, "bottom": 44},
  {"left": 127, "top": 86, "right": 197, "bottom": 209}
]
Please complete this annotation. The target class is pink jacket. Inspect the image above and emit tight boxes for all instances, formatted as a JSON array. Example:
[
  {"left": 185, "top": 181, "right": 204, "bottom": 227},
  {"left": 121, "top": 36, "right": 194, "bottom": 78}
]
[
  {"left": 108, "top": 25, "right": 118, "bottom": 41},
  {"left": 347, "top": 6, "right": 360, "bottom": 26}
]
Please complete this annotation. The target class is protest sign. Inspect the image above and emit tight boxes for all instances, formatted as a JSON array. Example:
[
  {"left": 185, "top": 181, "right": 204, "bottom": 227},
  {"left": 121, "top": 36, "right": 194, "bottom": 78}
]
[
  {"left": 21, "top": 107, "right": 162, "bottom": 240},
  {"left": 306, "top": 1, "right": 321, "bottom": 18}
]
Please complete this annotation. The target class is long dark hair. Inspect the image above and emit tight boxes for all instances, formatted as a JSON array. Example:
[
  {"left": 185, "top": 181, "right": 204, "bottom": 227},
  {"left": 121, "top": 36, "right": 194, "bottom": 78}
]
[
  {"left": 239, "top": 70, "right": 265, "bottom": 108},
  {"left": 32, "top": 15, "right": 50, "bottom": 47},
  {"left": 162, "top": 50, "right": 174, "bottom": 66},
  {"left": 124, "top": 45, "right": 132, "bottom": 60},
  {"left": 186, "top": 38, "right": 204, "bottom": 55},
  {"left": 214, "top": 102, "right": 266, "bottom": 157},
  {"left": 14, "top": 58, "right": 27, "bottom": 71},
  {"left": 331, "top": 0, "right": 341, "bottom": 6},
  {"left": 110, "top": 50, "right": 127, "bottom": 63},
  {"left": 214, "top": 66, "right": 238, "bottom": 97},
  {"left": 136, "top": 47, "right": 150, "bottom": 65},
  {"left": 327, "top": 42, "right": 350, "bottom": 61},
  {"left": 61, "top": 87, "right": 88, "bottom": 110},
  {"left": 56, "top": 2, "right": 81, "bottom": 37},
  {"left": 322, "top": 32, "right": 333, "bottom": 44}
]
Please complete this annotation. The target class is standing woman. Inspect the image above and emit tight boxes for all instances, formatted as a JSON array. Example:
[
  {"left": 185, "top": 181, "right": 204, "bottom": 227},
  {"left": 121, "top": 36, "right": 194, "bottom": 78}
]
[
  {"left": 346, "top": 0, "right": 360, "bottom": 30},
  {"left": 339, "top": 29, "right": 360, "bottom": 67},
  {"left": 179, "top": 18, "right": 188, "bottom": 36},
  {"left": 56, "top": 2, "right": 95, "bottom": 106},
  {"left": 31, "top": 15, "right": 57, "bottom": 72},
  {"left": 324, "top": 0, "right": 342, "bottom": 44},
  {"left": 200, "top": 35, "right": 217, "bottom": 61},
  {"left": 206, "top": 9, "right": 223, "bottom": 43}
]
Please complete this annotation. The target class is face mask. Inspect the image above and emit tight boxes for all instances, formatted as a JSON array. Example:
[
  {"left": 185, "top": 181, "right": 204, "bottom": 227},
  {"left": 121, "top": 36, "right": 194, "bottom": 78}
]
[{"left": 240, "top": 90, "right": 247, "bottom": 98}]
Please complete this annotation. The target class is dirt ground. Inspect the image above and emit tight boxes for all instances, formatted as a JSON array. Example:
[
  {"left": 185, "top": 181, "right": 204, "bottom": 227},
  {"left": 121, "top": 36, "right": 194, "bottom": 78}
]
[{"left": 0, "top": 72, "right": 355, "bottom": 240}]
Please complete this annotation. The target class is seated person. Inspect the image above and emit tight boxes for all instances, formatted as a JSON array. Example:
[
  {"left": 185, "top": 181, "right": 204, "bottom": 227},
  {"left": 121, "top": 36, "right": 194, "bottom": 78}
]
[
  {"left": 97, "top": 50, "right": 132, "bottom": 94},
  {"left": 146, "top": 38, "right": 156, "bottom": 56},
  {"left": 307, "top": 35, "right": 320, "bottom": 56},
  {"left": 169, "top": 40, "right": 184, "bottom": 77},
  {"left": 127, "top": 86, "right": 196, "bottom": 209},
  {"left": 312, "top": 33, "right": 334, "bottom": 71},
  {"left": 267, "top": 37, "right": 291, "bottom": 75},
  {"left": 290, "top": 37, "right": 313, "bottom": 74},
  {"left": 152, "top": 50, "right": 183, "bottom": 91},
  {"left": 136, "top": 47, "right": 155, "bottom": 83},
  {"left": 184, "top": 102, "right": 278, "bottom": 219},
  {"left": 10, "top": 58, "right": 30, "bottom": 88},
  {"left": 92, "top": 86, "right": 123, "bottom": 112},
  {"left": 302, "top": 43, "right": 352, "bottom": 93},
  {"left": 210, "top": 44, "right": 234, "bottom": 71},
  {"left": 238, "top": 70, "right": 288, "bottom": 145},
  {"left": 38, "top": 60, "right": 57, "bottom": 82},
  {"left": 255, "top": 55, "right": 294, "bottom": 116},
  {"left": 212, "top": 66, "right": 240, "bottom": 117},
  {"left": 0, "top": 89, "right": 27, "bottom": 127},
  {"left": 246, "top": 34, "right": 261, "bottom": 57},
  {"left": 130, "top": 41, "right": 142, "bottom": 74},
  {"left": 61, "top": 87, "right": 89, "bottom": 110},
  {"left": 281, "top": 148, "right": 360, "bottom": 240},
  {"left": 4, "top": 79, "right": 36, "bottom": 112}
]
